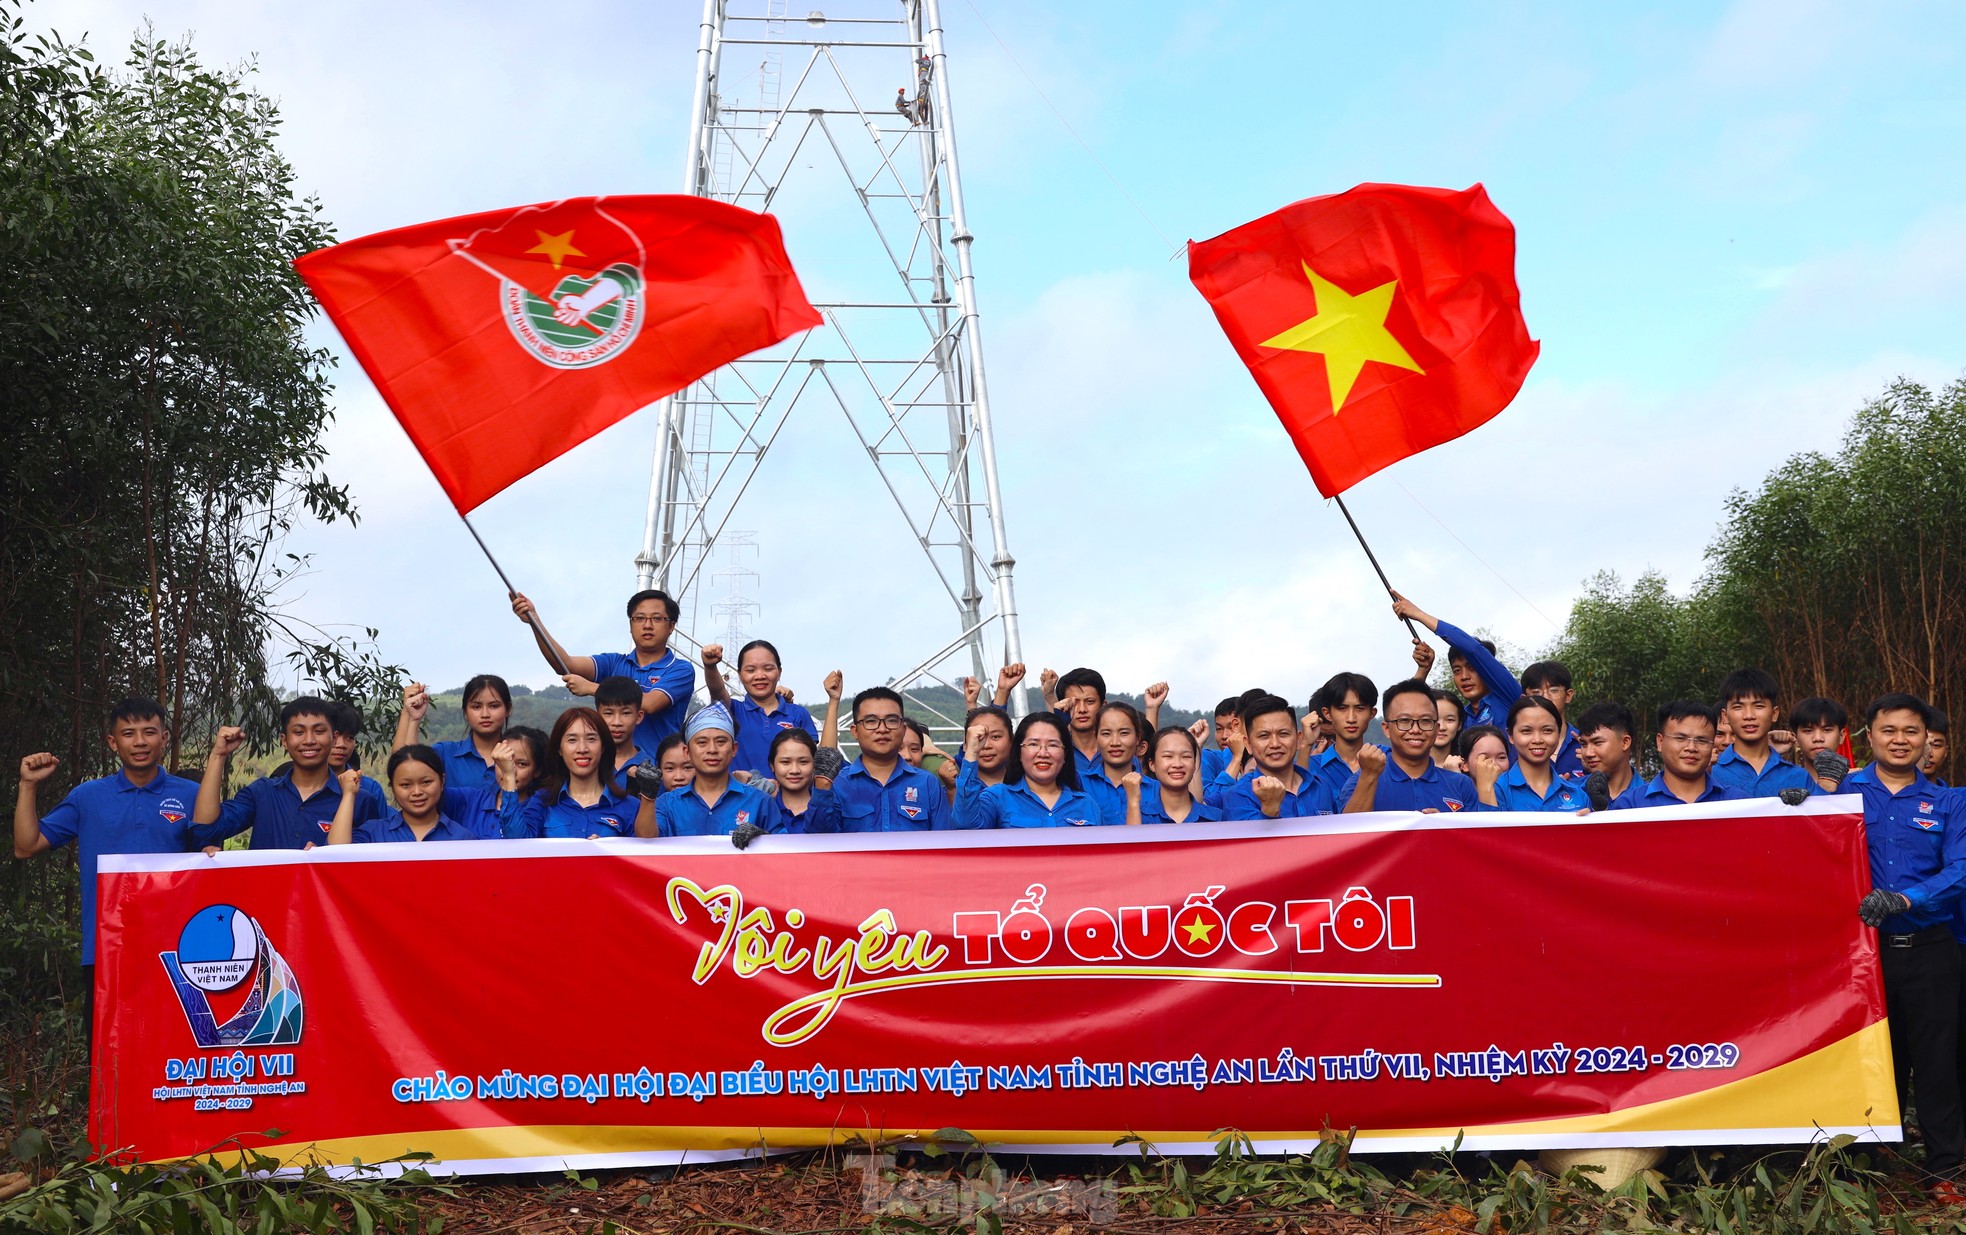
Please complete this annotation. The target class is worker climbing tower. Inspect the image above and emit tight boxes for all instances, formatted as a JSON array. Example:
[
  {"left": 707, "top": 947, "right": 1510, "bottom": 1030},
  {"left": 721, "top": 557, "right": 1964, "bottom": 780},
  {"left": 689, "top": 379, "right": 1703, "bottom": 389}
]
[{"left": 636, "top": 0, "right": 1029, "bottom": 720}]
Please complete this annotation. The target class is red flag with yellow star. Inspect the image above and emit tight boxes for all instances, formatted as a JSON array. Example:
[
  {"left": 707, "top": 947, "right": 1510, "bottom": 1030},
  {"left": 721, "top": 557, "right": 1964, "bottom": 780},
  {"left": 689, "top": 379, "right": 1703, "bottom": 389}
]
[
  {"left": 296, "top": 196, "right": 820, "bottom": 513},
  {"left": 1187, "top": 183, "right": 1538, "bottom": 497}
]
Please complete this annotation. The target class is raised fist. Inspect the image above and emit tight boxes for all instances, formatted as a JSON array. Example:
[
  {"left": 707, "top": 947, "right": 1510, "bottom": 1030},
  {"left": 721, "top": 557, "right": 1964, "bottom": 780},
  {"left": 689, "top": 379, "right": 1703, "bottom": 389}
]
[
  {"left": 997, "top": 663, "right": 1027, "bottom": 691},
  {"left": 211, "top": 726, "right": 246, "bottom": 759},
  {"left": 700, "top": 643, "right": 723, "bottom": 668},
  {"left": 1120, "top": 770, "right": 1142, "bottom": 794},
  {"left": 823, "top": 670, "right": 844, "bottom": 702},
  {"left": 1039, "top": 667, "right": 1059, "bottom": 694},
  {"left": 402, "top": 682, "right": 430, "bottom": 721},
  {"left": 1355, "top": 745, "right": 1387, "bottom": 775},
  {"left": 1253, "top": 775, "right": 1286, "bottom": 817},
  {"left": 18, "top": 752, "right": 58, "bottom": 783},
  {"left": 961, "top": 676, "right": 981, "bottom": 708},
  {"left": 1188, "top": 718, "right": 1209, "bottom": 746},
  {"left": 337, "top": 768, "right": 364, "bottom": 795},
  {"left": 1144, "top": 682, "right": 1169, "bottom": 708}
]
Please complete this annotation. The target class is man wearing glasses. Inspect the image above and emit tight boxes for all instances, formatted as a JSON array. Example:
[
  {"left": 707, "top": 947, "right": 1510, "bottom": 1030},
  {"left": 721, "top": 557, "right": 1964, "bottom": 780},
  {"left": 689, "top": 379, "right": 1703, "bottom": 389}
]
[
  {"left": 1341, "top": 680, "right": 1477, "bottom": 813},
  {"left": 1607, "top": 701, "right": 1741, "bottom": 809},
  {"left": 509, "top": 589, "right": 697, "bottom": 754},
  {"left": 831, "top": 687, "right": 951, "bottom": 832}
]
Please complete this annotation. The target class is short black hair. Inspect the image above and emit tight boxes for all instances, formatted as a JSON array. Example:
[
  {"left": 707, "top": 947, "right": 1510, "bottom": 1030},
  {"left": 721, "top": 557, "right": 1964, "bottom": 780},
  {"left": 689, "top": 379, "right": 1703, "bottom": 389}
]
[
  {"left": 736, "top": 639, "right": 782, "bottom": 670},
  {"left": 1520, "top": 661, "right": 1572, "bottom": 691},
  {"left": 1866, "top": 692, "right": 1934, "bottom": 728},
  {"left": 278, "top": 696, "right": 335, "bottom": 730},
  {"left": 1790, "top": 696, "right": 1849, "bottom": 731},
  {"left": 1150, "top": 724, "right": 1200, "bottom": 763},
  {"left": 1655, "top": 699, "right": 1719, "bottom": 731},
  {"left": 1381, "top": 678, "right": 1434, "bottom": 713},
  {"left": 386, "top": 744, "right": 445, "bottom": 782},
  {"left": 851, "top": 686, "right": 905, "bottom": 719},
  {"left": 462, "top": 674, "right": 512, "bottom": 713},
  {"left": 1318, "top": 672, "right": 1377, "bottom": 713},
  {"left": 1056, "top": 667, "right": 1107, "bottom": 703},
  {"left": 1506, "top": 694, "right": 1564, "bottom": 732},
  {"left": 328, "top": 701, "right": 363, "bottom": 738},
  {"left": 903, "top": 717, "right": 932, "bottom": 742},
  {"left": 655, "top": 733, "right": 687, "bottom": 761},
  {"left": 506, "top": 725, "right": 550, "bottom": 775},
  {"left": 1006, "top": 713, "right": 1082, "bottom": 791},
  {"left": 1930, "top": 709, "right": 1951, "bottom": 737},
  {"left": 108, "top": 697, "right": 169, "bottom": 728},
  {"left": 1446, "top": 638, "right": 1498, "bottom": 667},
  {"left": 594, "top": 675, "right": 644, "bottom": 710},
  {"left": 1239, "top": 693, "right": 1296, "bottom": 731},
  {"left": 1717, "top": 667, "right": 1782, "bottom": 708},
  {"left": 1454, "top": 724, "right": 1505, "bottom": 760},
  {"left": 1573, "top": 701, "right": 1635, "bottom": 740},
  {"left": 1431, "top": 688, "right": 1465, "bottom": 725},
  {"left": 625, "top": 588, "right": 680, "bottom": 621},
  {"left": 1214, "top": 696, "right": 1240, "bottom": 719}
]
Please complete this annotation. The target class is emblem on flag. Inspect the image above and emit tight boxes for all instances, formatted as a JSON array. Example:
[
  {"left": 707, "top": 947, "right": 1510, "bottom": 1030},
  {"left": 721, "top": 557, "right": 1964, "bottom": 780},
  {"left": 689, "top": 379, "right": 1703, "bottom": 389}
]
[{"left": 451, "top": 203, "right": 647, "bottom": 370}]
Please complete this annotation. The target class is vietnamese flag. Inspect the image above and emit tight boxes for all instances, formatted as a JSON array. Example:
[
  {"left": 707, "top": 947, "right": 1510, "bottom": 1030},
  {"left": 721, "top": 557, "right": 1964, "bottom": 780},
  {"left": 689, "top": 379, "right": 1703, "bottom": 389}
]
[
  {"left": 296, "top": 196, "right": 821, "bottom": 513},
  {"left": 1188, "top": 183, "right": 1538, "bottom": 497}
]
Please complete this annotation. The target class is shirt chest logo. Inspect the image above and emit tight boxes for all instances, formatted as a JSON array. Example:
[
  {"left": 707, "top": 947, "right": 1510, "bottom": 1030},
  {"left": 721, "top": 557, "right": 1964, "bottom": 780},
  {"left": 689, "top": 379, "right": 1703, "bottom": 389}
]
[
  {"left": 1443, "top": 798, "right": 1464, "bottom": 811},
  {"left": 899, "top": 804, "right": 923, "bottom": 820},
  {"left": 159, "top": 797, "right": 186, "bottom": 825},
  {"left": 904, "top": 787, "right": 919, "bottom": 803},
  {"left": 735, "top": 810, "right": 751, "bottom": 828},
  {"left": 1917, "top": 802, "right": 1940, "bottom": 828}
]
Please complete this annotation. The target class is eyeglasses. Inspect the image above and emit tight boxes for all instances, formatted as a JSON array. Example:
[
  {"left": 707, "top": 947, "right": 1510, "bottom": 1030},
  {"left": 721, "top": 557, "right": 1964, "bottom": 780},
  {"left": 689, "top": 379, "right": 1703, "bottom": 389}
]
[
  {"left": 630, "top": 614, "right": 672, "bottom": 626},
  {"left": 1021, "top": 740, "right": 1065, "bottom": 753},
  {"left": 856, "top": 715, "right": 905, "bottom": 730},
  {"left": 1661, "top": 733, "right": 1715, "bottom": 748},
  {"left": 1386, "top": 717, "right": 1439, "bottom": 732}
]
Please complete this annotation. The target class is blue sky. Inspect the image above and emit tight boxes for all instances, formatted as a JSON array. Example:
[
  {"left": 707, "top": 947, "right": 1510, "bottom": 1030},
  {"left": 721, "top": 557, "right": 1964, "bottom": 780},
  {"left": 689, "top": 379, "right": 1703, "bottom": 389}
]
[{"left": 41, "top": 0, "right": 1966, "bottom": 711}]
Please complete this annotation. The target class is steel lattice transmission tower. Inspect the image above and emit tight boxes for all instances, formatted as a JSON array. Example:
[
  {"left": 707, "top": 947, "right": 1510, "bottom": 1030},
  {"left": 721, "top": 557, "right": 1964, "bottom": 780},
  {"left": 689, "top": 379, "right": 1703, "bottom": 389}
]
[{"left": 635, "top": 0, "right": 1028, "bottom": 720}]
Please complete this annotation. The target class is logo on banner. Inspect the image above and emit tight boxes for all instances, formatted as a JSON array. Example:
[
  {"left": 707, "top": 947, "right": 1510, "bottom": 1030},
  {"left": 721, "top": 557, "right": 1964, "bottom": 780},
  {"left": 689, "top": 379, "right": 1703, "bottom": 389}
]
[{"left": 159, "top": 904, "right": 304, "bottom": 1048}]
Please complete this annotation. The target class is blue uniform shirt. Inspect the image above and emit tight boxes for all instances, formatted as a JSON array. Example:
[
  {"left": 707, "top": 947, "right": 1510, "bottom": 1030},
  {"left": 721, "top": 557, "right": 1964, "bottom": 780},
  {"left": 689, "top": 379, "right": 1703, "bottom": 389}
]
[
  {"left": 441, "top": 785, "right": 522, "bottom": 839},
  {"left": 730, "top": 695, "right": 818, "bottom": 777},
  {"left": 1489, "top": 764, "right": 1591, "bottom": 812},
  {"left": 589, "top": 648, "right": 697, "bottom": 755},
  {"left": 1547, "top": 730, "right": 1586, "bottom": 779},
  {"left": 353, "top": 812, "right": 480, "bottom": 844},
  {"left": 354, "top": 773, "right": 388, "bottom": 817},
  {"left": 1608, "top": 774, "right": 1741, "bottom": 810},
  {"left": 1221, "top": 769, "right": 1336, "bottom": 820},
  {"left": 1081, "top": 765, "right": 1132, "bottom": 826},
  {"left": 1850, "top": 765, "right": 1966, "bottom": 935},
  {"left": 781, "top": 788, "right": 840, "bottom": 835},
  {"left": 1310, "top": 746, "right": 1388, "bottom": 808},
  {"left": 36, "top": 768, "right": 203, "bottom": 965},
  {"left": 506, "top": 788, "right": 637, "bottom": 838},
  {"left": 207, "top": 769, "right": 380, "bottom": 851},
  {"left": 953, "top": 780, "right": 1105, "bottom": 829},
  {"left": 655, "top": 779, "right": 784, "bottom": 838},
  {"left": 1709, "top": 746, "right": 1818, "bottom": 799},
  {"left": 1435, "top": 619, "right": 1521, "bottom": 732},
  {"left": 429, "top": 738, "right": 496, "bottom": 793},
  {"left": 1199, "top": 745, "right": 1234, "bottom": 785},
  {"left": 1137, "top": 779, "right": 1223, "bottom": 824},
  {"left": 832, "top": 759, "right": 951, "bottom": 832},
  {"left": 1340, "top": 760, "right": 1479, "bottom": 814}
]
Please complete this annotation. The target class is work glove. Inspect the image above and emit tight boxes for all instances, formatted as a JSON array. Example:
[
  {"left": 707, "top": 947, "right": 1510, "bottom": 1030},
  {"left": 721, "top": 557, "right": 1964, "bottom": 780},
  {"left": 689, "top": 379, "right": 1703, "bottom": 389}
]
[
  {"left": 1858, "top": 889, "right": 1912, "bottom": 928},
  {"left": 1779, "top": 787, "right": 1809, "bottom": 806},
  {"left": 1814, "top": 751, "right": 1851, "bottom": 788},
  {"left": 1584, "top": 771, "right": 1611, "bottom": 812},
  {"left": 730, "top": 823, "right": 765, "bottom": 851},
  {"left": 628, "top": 765, "right": 665, "bottom": 800},
  {"left": 814, "top": 747, "right": 846, "bottom": 781}
]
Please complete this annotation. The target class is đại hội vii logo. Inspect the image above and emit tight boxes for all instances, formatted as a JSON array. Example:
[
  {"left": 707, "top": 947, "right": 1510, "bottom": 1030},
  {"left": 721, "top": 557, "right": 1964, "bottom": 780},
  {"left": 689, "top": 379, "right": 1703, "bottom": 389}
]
[{"left": 151, "top": 905, "right": 307, "bottom": 1112}]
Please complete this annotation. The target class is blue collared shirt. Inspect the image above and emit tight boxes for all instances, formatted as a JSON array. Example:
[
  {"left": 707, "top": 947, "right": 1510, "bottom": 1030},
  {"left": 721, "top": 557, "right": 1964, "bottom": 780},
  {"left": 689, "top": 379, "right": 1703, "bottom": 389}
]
[
  {"left": 832, "top": 759, "right": 951, "bottom": 832},
  {"left": 207, "top": 769, "right": 380, "bottom": 851},
  {"left": 953, "top": 780, "right": 1106, "bottom": 829},
  {"left": 441, "top": 786, "right": 524, "bottom": 839},
  {"left": 1199, "top": 746, "right": 1234, "bottom": 785},
  {"left": 1710, "top": 746, "right": 1817, "bottom": 799},
  {"left": 1340, "top": 760, "right": 1479, "bottom": 814},
  {"left": 1310, "top": 746, "right": 1388, "bottom": 808},
  {"left": 590, "top": 648, "right": 697, "bottom": 754},
  {"left": 36, "top": 768, "right": 204, "bottom": 965},
  {"left": 430, "top": 738, "right": 496, "bottom": 793},
  {"left": 730, "top": 695, "right": 818, "bottom": 777},
  {"left": 781, "top": 788, "right": 840, "bottom": 835},
  {"left": 1490, "top": 764, "right": 1591, "bottom": 812},
  {"left": 1137, "top": 779, "right": 1223, "bottom": 825},
  {"left": 1608, "top": 774, "right": 1741, "bottom": 810},
  {"left": 353, "top": 812, "right": 480, "bottom": 844},
  {"left": 1850, "top": 765, "right": 1966, "bottom": 934},
  {"left": 1221, "top": 769, "right": 1336, "bottom": 820},
  {"left": 656, "top": 779, "right": 783, "bottom": 838},
  {"left": 506, "top": 787, "right": 637, "bottom": 838},
  {"left": 1081, "top": 765, "right": 1132, "bottom": 826},
  {"left": 1435, "top": 620, "right": 1521, "bottom": 732}
]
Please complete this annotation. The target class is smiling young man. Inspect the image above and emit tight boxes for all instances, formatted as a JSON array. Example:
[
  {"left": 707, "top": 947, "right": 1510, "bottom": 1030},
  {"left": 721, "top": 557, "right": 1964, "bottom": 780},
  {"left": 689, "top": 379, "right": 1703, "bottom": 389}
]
[
  {"left": 1790, "top": 696, "right": 1854, "bottom": 790},
  {"left": 1573, "top": 701, "right": 1639, "bottom": 805},
  {"left": 1849, "top": 693, "right": 1966, "bottom": 1203},
  {"left": 1341, "top": 680, "right": 1477, "bottom": 814},
  {"left": 1222, "top": 695, "right": 1338, "bottom": 820},
  {"left": 830, "top": 687, "right": 951, "bottom": 832},
  {"left": 1607, "top": 701, "right": 1743, "bottom": 809},
  {"left": 195, "top": 697, "right": 382, "bottom": 848},
  {"left": 14, "top": 698, "right": 205, "bottom": 1033},
  {"left": 594, "top": 675, "right": 654, "bottom": 792},
  {"left": 637, "top": 705, "right": 783, "bottom": 843},
  {"left": 1307, "top": 672, "right": 1381, "bottom": 802},
  {"left": 510, "top": 588, "right": 697, "bottom": 756},
  {"left": 1710, "top": 668, "right": 1818, "bottom": 800}
]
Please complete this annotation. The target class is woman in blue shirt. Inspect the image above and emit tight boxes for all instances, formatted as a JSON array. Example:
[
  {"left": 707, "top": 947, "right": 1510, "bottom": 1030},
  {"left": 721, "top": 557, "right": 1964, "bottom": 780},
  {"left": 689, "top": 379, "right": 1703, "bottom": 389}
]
[
  {"left": 442, "top": 725, "right": 546, "bottom": 838},
  {"left": 769, "top": 729, "right": 839, "bottom": 834},
  {"left": 326, "top": 746, "right": 479, "bottom": 844},
  {"left": 504, "top": 708, "right": 634, "bottom": 838},
  {"left": 1479, "top": 696, "right": 1589, "bottom": 812},
  {"left": 392, "top": 675, "right": 511, "bottom": 793},
  {"left": 954, "top": 705, "right": 1014, "bottom": 813},
  {"left": 1130, "top": 726, "right": 1224, "bottom": 825},
  {"left": 951, "top": 713, "right": 1105, "bottom": 829}
]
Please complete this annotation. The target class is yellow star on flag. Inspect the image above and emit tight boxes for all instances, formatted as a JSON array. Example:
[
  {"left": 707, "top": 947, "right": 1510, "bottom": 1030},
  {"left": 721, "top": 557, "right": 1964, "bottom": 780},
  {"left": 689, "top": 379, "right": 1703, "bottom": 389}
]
[
  {"left": 1181, "top": 915, "right": 1215, "bottom": 945},
  {"left": 526, "top": 229, "right": 585, "bottom": 271},
  {"left": 1259, "top": 263, "right": 1424, "bottom": 412}
]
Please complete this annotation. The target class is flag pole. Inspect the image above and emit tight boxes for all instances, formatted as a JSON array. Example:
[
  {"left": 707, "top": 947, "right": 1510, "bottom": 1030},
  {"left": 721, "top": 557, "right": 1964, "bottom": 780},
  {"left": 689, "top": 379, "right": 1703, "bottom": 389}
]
[
  {"left": 460, "top": 513, "right": 570, "bottom": 676},
  {"left": 1332, "top": 494, "right": 1424, "bottom": 644}
]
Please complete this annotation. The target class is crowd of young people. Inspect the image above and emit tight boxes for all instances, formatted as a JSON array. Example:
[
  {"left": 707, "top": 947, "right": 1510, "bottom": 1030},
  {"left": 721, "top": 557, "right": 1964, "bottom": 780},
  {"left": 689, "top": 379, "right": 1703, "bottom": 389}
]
[{"left": 12, "top": 583, "right": 1966, "bottom": 1195}]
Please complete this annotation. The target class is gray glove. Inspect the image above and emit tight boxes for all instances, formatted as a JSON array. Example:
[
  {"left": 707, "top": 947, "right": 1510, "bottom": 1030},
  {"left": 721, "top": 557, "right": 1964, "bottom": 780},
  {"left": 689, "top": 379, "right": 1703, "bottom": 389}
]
[
  {"left": 730, "top": 823, "right": 765, "bottom": 851},
  {"left": 628, "top": 764, "right": 665, "bottom": 801},
  {"left": 1858, "top": 889, "right": 1911, "bottom": 928},
  {"left": 1584, "top": 771, "right": 1611, "bottom": 812},
  {"left": 814, "top": 747, "right": 846, "bottom": 781},
  {"left": 1778, "top": 787, "right": 1809, "bottom": 807},
  {"left": 1814, "top": 751, "right": 1850, "bottom": 788}
]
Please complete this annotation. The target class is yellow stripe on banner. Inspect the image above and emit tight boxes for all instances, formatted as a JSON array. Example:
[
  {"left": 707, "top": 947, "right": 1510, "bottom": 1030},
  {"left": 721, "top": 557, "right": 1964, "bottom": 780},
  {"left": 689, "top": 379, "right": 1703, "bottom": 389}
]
[{"left": 179, "top": 1022, "right": 1897, "bottom": 1167}]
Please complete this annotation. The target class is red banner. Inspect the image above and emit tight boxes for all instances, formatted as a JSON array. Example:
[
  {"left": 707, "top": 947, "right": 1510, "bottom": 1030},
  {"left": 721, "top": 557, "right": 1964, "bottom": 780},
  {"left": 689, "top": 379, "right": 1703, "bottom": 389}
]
[{"left": 92, "top": 798, "right": 1895, "bottom": 1175}]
